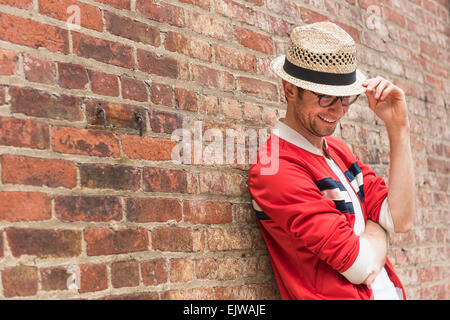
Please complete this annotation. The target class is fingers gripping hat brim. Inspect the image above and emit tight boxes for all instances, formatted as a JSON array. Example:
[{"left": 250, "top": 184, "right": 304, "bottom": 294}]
[{"left": 271, "top": 55, "right": 367, "bottom": 96}]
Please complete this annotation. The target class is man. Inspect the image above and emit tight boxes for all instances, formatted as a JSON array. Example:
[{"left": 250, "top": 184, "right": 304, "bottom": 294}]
[{"left": 248, "top": 22, "right": 415, "bottom": 300}]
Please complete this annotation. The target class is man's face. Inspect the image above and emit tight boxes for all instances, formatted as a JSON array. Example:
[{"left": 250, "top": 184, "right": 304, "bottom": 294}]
[{"left": 292, "top": 89, "right": 349, "bottom": 138}]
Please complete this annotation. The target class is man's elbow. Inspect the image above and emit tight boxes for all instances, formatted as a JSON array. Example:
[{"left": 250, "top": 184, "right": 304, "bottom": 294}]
[
  {"left": 393, "top": 213, "right": 414, "bottom": 233},
  {"left": 394, "top": 220, "right": 413, "bottom": 233}
]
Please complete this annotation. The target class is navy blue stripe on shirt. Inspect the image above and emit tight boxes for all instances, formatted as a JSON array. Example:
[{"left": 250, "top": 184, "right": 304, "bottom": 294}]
[
  {"left": 254, "top": 210, "right": 271, "bottom": 220},
  {"left": 316, "top": 178, "right": 355, "bottom": 215},
  {"left": 344, "top": 162, "right": 364, "bottom": 202},
  {"left": 333, "top": 200, "right": 355, "bottom": 215},
  {"left": 315, "top": 177, "right": 346, "bottom": 192}
]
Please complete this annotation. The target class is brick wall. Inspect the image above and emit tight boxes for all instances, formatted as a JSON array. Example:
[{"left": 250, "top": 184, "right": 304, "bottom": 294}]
[{"left": 0, "top": 0, "right": 448, "bottom": 299}]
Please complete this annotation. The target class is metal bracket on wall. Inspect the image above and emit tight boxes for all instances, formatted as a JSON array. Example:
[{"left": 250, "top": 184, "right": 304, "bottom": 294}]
[
  {"left": 96, "top": 107, "right": 108, "bottom": 128},
  {"left": 134, "top": 111, "right": 144, "bottom": 136}
]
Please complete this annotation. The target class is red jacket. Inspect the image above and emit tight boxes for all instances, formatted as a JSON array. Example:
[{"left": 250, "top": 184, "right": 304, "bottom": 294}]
[{"left": 248, "top": 124, "right": 406, "bottom": 300}]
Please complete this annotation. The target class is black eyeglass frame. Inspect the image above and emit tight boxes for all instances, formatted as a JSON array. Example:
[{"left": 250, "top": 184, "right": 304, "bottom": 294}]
[{"left": 308, "top": 90, "right": 360, "bottom": 108}]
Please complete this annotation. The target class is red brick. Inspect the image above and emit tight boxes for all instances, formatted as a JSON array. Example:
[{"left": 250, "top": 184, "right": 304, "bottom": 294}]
[
  {"left": 0, "top": 192, "right": 51, "bottom": 222},
  {"left": 6, "top": 227, "right": 82, "bottom": 258},
  {"left": 256, "top": 11, "right": 290, "bottom": 38},
  {"left": 214, "top": 44, "right": 257, "bottom": 72},
  {"left": 84, "top": 228, "right": 149, "bottom": 256},
  {"left": 121, "top": 134, "right": 176, "bottom": 160},
  {"left": 192, "top": 64, "right": 235, "bottom": 91},
  {"left": 0, "top": 48, "right": 18, "bottom": 75},
  {"left": 300, "top": 6, "right": 328, "bottom": 24},
  {"left": 51, "top": 126, "right": 120, "bottom": 158},
  {"left": 88, "top": 69, "right": 119, "bottom": 97},
  {"left": 220, "top": 97, "right": 242, "bottom": 120},
  {"left": 126, "top": 197, "right": 181, "bottom": 223},
  {"left": 175, "top": 88, "right": 198, "bottom": 112},
  {"left": 151, "top": 227, "right": 204, "bottom": 252},
  {"left": 164, "top": 31, "right": 212, "bottom": 62},
  {"left": 55, "top": 195, "right": 122, "bottom": 222},
  {"left": 178, "top": 0, "right": 210, "bottom": 9},
  {"left": 1, "top": 155, "right": 76, "bottom": 188},
  {"left": 40, "top": 267, "right": 72, "bottom": 291},
  {"left": 418, "top": 266, "right": 440, "bottom": 283},
  {"left": 427, "top": 157, "right": 447, "bottom": 173},
  {"left": 424, "top": 74, "right": 444, "bottom": 91},
  {"left": 266, "top": 0, "right": 301, "bottom": 20},
  {"left": 9, "top": 86, "right": 83, "bottom": 121},
  {"left": 72, "top": 32, "right": 134, "bottom": 68},
  {"left": 238, "top": 77, "right": 278, "bottom": 101},
  {"left": 206, "top": 227, "right": 252, "bottom": 251},
  {"left": 0, "top": 0, "right": 33, "bottom": 9},
  {"left": 111, "top": 260, "right": 139, "bottom": 288},
  {"left": 0, "top": 230, "right": 3, "bottom": 257},
  {"left": 150, "top": 82, "right": 173, "bottom": 106},
  {"left": 233, "top": 203, "right": 257, "bottom": 223},
  {"left": 92, "top": 0, "right": 130, "bottom": 9},
  {"left": 382, "top": 6, "right": 406, "bottom": 27},
  {"left": 214, "top": 285, "right": 257, "bottom": 299},
  {"left": 198, "top": 95, "right": 219, "bottom": 116},
  {"left": 38, "top": 0, "right": 103, "bottom": 31},
  {"left": 79, "top": 163, "right": 141, "bottom": 191},
  {"left": 243, "top": 0, "right": 263, "bottom": 5},
  {"left": 120, "top": 76, "right": 148, "bottom": 102},
  {"left": 149, "top": 109, "right": 183, "bottom": 134},
  {"left": 420, "top": 40, "right": 439, "bottom": 60},
  {"left": 0, "top": 86, "right": 5, "bottom": 105},
  {"left": 184, "top": 200, "right": 232, "bottom": 224},
  {"left": 0, "top": 117, "right": 49, "bottom": 149},
  {"left": 58, "top": 62, "right": 88, "bottom": 89},
  {"left": 261, "top": 106, "right": 277, "bottom": 125},
  {"left": 242, "top": 102, "right": 261, "bottom": 122},
  {"left": 199, "top": 170, "right": 249, "bottom": 196},
  {"left": 333, "top": 21, "right": 361, "bottom": 44},
  {"left": 101, "top": 292, "right": 159, "bottom": 300},
  {"left": 143, "top": 167, "right": 191, "bottom": 193},
  {"left": 0, "top": 12, "right": 69, "bottom": 53},
  {"left": 161, "top": 287, "right": 215, "bottom": 299},
  {"left": 85, "top": 99, "right": 146, "bottom": 132},
  {"left": 419, "top": 284, "right": 446, "bottom": 300},
  {"left": 2, "top": 266, "right": 38, "bottom": 298},
  {"left": 214, "top": 0, "right": 256, "bottom": 25},
  {"left": 195, "top": 258, "right": 217, "bottom": 279},
  {"left": 170, "top": 258, "right": 194, "bottom": 282},
  {"left": 216, "top": 258, "right": 243, "bottom": 280},
  {"left": 423, "top": 0, "right": 439, "bottom": 15},
  {"left": 136, "top": 0, "right": 185, "bottom": 27},
  {"left": 188, "top": 11, "right": 233, "bottom": 41},
  {"left": 235, "top": 27, "right": 273, "bottom": 54},
  {"left": 105, "top": 11, "right": 160, "bottom": 46},
  {"left": 79, "top": 264, "right": 108, "bottom": 293},
  {"left": 137, "top": 49, "right": 190, "bottom": 80},
  {"left": 141, "top": 259, "right": 167, "bottom": 285}
]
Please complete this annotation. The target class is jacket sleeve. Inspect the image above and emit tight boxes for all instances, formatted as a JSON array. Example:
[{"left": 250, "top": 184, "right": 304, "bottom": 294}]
[
  {"left": 356, "top": 158, "right": 395, "bottom": 234},
  {"left": 248, "top": 160, "right": 373, "bottom": 284}
]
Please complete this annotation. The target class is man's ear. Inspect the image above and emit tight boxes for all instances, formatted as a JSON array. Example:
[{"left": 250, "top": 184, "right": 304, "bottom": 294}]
[{"left": 282, "top": 80, "right": 298, "bottom": 102}]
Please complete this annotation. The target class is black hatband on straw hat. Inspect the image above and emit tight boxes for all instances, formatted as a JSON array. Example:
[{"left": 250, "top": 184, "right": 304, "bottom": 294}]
[{"left": 283, "top": 58, "right": 357, "bottom": 86}]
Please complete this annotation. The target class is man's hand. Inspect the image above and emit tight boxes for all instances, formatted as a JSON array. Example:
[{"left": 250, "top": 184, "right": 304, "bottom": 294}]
[
  {"left": 362, "top": 76, "right": 408, "bottom": 130},
  {"left": 360, "top": 220, "right": 388, "bottom": 285}
]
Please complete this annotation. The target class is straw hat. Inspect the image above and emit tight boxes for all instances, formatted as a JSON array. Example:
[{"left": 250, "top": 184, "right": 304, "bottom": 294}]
[{"left": 271, "top": 21, "right": 367, "bottom": 96}]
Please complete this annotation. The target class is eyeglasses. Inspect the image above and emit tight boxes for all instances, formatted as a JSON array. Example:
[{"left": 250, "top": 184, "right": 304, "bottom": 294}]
[{"left": 309, "top": 91, "right": 360, "bottom": 108}]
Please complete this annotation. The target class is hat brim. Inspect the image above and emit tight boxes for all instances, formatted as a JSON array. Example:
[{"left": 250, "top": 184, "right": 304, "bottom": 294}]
[{"left": 271, "top": 55, "right": 367, "bottom": 96}]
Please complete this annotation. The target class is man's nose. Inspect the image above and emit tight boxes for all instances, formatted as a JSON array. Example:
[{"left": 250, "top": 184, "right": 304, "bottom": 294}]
[{"left": 328, "top": 98, "right": 346, "bottom": 117}]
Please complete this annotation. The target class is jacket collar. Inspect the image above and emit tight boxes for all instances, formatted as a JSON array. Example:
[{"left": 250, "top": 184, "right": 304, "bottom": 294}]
[{"left": 273, "top": 119, "right": 328, "bottom": 156}]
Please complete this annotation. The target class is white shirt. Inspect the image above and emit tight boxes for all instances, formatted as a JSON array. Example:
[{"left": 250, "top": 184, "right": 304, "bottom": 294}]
[{"left": 325, "top": 157, "right": 402, "bottom": 300}]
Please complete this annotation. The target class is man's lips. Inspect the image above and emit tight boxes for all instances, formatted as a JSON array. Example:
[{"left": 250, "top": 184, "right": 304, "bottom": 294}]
[{"left": 318, "top": 115, "right": 337, "bottom": 124}]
